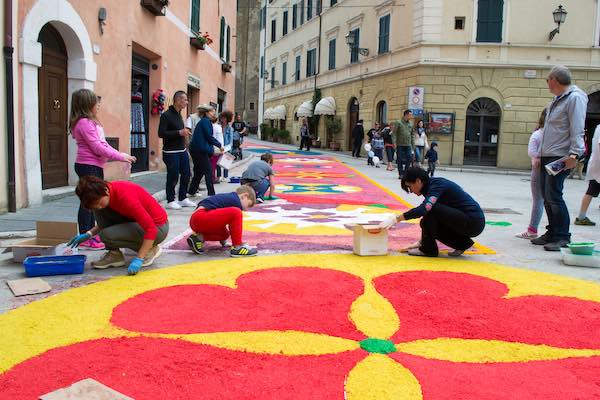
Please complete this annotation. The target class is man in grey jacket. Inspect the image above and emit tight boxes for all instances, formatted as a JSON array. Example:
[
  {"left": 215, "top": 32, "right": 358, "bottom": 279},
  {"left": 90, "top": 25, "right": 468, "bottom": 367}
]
[{"left": 531, "top": 66, "right": 587, "bottom": 251}]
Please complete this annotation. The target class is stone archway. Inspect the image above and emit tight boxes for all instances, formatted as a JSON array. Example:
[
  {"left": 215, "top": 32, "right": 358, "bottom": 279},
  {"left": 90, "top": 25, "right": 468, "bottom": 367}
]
[{"left": 20, "top": 0, "right": 96, "bottom": 205}]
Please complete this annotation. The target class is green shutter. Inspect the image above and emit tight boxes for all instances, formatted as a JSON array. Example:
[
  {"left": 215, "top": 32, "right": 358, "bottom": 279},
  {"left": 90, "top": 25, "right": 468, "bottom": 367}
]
[
  {"left": 220, "top": 17, "right": 225, "bottom": 59},
  {"left": 226, "top": 26, "right": 231, "bottom": 62},
  {"left": 191, "top": 0, "right": 200, "bottom": 34},
  {"left": 476, "top": 0, "right": 503, "bottom": 43}
]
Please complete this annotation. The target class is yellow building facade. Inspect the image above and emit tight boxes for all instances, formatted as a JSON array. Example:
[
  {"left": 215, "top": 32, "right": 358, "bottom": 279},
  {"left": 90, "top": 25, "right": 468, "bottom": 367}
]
[{"left": 260, "top": 0, "right": 600, "bottom": 168}]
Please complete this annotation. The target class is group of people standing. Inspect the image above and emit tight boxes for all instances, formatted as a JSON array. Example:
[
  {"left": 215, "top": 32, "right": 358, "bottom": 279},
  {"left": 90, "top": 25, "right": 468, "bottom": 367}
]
[{"left": 351, "top": 111, "right": 439, "bottom": 178}]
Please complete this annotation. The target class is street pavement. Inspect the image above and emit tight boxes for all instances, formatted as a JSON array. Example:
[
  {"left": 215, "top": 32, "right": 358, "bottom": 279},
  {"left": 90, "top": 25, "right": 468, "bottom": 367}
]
[{"left": 0, "top": 139, "right": 598, "bottom": 312}]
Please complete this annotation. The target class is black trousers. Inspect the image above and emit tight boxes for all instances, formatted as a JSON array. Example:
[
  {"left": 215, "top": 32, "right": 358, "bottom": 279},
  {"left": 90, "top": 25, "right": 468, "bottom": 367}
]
[
  {"left": 419, "top": 203, "right": 485, "bottom": 256},
  {"left": 74, "top": 163, "right": 104, "bottom": 234},
  {"left": 352, "top": 140, "right": 362, "bottom": 157},
  {"left": 299, "top": 136, "right": 311, "bottom": 151},
  {"left": 189, "top": 150, "right": 215, "bottom": 196},
  {"left": 162, "top": 151, "right": 191, "bottom": 202}
]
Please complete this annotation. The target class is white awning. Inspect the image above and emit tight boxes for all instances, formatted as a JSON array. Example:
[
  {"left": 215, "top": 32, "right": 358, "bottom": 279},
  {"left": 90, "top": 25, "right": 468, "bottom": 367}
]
[
  {"left": 272, "top": 105, "right": 287, "bottom": 120},
  {"left": 263, "top": 107, "right": 274, "bottom": 120},
  {"left": 314, "top": 97, "right": 336, "bottom": 115},
  {"left": 296, "top": 100, "right": 313, "bottom": 117}
]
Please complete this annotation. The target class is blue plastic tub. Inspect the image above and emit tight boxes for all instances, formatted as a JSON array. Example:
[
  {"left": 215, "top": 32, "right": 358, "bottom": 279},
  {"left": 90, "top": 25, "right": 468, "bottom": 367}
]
[
  {"left": 229, "top": 176, "right": 241, "bottom": 183},
  {"left": 23, "top": 255, "right": 86, "bottom": 277}
]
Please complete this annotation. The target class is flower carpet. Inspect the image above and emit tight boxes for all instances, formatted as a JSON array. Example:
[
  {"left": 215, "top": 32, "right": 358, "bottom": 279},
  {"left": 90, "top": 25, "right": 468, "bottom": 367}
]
[
  {"left": 163, "top": 145, "right": 494, "bottom": 254},
  {"left": 0, "top": 254, "right": 599, "bottom": 399}
]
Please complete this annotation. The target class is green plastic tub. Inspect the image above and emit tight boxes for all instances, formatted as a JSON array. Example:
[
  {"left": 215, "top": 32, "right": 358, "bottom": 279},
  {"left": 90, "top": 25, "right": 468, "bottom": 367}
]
[{"left": 567, "top": 242, "right": 596, "bottom": 256}]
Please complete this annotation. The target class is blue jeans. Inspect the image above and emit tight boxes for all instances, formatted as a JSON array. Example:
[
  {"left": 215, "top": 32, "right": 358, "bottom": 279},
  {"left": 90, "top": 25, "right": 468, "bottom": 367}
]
[
  {"left": 163, "top": 151, "right": 191, "bottom": 202},
  {"left": 253, "top": 177, "right": 271, "bottom": 198},
  {"left": 396, "top": 145, "right": 412, "bottom": 177},
  {"left": 529, "top": 166, "right": 544, "bottom": 231},
  {"left": 540, "top": 157, "right": 571, "bottom": 241},
  {"left": 74, "top": 163, "right": 104, "bottom": 234}
]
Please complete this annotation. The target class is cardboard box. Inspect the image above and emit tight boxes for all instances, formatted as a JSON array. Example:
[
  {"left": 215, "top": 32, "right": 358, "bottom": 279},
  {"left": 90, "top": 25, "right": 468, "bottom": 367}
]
[
  {"left": 12, "top": 222, "right": 79, "bottom": 263},
  {"left": 344, "top": 223, "right": 389, "bottom": 256}
]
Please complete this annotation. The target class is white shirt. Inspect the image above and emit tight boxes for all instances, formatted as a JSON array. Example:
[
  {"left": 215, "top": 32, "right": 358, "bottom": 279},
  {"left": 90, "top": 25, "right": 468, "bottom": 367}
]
[
  {"left": 212, "top": 122, "right": 224, "bottom": 146},
  {"left": 586, "top": 126, "right": 600, "bottom": 182}
]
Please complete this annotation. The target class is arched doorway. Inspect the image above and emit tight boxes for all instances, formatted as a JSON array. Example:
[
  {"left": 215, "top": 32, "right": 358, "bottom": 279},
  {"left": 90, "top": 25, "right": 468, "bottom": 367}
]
[
  {"left": 376, "top": 101, "right": 387, "bottom": 124},
  {"left": 464, "top": 97, "right": 501, "bottom": 166},
  {"left": 38, "top": 24, "right": 69, "bottom": 189},
  {"left": 347, "top": 97, "right": 359, "bottom": 150}
]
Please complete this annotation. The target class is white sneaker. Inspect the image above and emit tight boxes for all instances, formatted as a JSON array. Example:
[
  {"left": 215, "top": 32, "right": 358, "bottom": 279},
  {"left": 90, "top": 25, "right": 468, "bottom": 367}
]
[
  {"left": 179, "top": 198, "right": 197, "bottom": 207},
  {"left": 166, "top": 201, "right": 182, "bottom": 210}
]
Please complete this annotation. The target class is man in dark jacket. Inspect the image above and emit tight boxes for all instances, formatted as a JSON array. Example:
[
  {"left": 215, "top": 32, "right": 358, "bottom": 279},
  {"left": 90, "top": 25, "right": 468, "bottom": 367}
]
[
  {"left": 188, "top": 104, "right": 224, "bottom": 197},
  {"left": 158, "top": 91, "right": 193, "bottom": 210},
  {"left": 381, "top": 167, "right": 485, "bottom": 257},
  {"left": 351, "top": 120, "right": 365, "bottom": 158}
]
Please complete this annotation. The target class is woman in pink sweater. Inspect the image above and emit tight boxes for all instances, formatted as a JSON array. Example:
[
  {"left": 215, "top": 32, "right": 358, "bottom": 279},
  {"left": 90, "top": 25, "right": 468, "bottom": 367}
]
[{"left": 70, "top": 89, "right": 136, "bottom": 249}]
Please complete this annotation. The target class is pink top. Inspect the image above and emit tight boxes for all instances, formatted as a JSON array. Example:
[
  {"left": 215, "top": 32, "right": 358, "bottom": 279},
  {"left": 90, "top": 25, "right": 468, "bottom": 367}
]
[{"left": 72, "top": 118, "right": 126, "bottom": 168}]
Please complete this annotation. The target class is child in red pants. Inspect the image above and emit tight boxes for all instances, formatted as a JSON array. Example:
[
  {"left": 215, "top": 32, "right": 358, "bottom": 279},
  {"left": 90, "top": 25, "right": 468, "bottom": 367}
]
[{"left": 187, "top": 185, "right": 258, "bottom": 257}]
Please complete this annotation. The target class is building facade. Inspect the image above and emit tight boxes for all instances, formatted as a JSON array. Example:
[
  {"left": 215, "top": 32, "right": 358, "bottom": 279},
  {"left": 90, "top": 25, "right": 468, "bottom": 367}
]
[
  {"left": 260, "top": 0, "right": 600, "bottom": 169},
  {"left": 235, "top": 0, "right": 261, "bottom": 128},
  {"left": 2, "top": 0, "right": 236, "bottom": 212}
]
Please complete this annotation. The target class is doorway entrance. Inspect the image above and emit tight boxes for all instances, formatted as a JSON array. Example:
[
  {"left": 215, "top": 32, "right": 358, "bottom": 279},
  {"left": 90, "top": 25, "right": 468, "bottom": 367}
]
[
  {"left": 131, "top": 54, "right": 150, "bottom": 173},
  {"left": 347, "top": 97, "right": 359, "bottom": 151},
  {"left": 38, "top": 24, "right": 69, "bottom": 189},
  {"left": 464, "top": 97, "right": 501, "bottom": 166}
]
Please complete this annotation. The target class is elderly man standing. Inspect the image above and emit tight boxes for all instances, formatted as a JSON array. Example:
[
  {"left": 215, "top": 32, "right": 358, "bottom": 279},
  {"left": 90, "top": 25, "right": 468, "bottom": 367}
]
[{"left": 531, "top": 66, "right": 588, "bottom": 251}]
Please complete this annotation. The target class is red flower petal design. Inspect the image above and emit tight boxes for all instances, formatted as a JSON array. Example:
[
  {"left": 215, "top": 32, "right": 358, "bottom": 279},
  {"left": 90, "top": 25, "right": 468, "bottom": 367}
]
[
  {"left": 112, "top": 268, "right": 365, "bottom": 340},
  {"left": 0, "top": 337, "right": 365, "bottom": 400},
  {"left": 374, "top": 271, "right": 600, "bottom": 348}
]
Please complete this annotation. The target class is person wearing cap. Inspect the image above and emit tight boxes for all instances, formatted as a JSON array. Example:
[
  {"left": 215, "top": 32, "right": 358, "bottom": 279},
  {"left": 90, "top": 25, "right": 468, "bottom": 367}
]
[{"left": 188, "top": 104, "right": 224, "bottom": 197}]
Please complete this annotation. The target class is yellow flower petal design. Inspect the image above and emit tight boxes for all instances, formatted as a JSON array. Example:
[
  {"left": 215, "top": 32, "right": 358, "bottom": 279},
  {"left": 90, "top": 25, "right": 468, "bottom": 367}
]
[
  {"left": 397, "top": 338, "right": 600, "bottom": 363},
  {"left": 345, "top": 354, "right": 423, "bottom": 400},
  {"left": 142, "top": 330, "right": 359, "bottom": 356},
  {"left": 349, "top": 281, "right": 400, "bottom": 339}
]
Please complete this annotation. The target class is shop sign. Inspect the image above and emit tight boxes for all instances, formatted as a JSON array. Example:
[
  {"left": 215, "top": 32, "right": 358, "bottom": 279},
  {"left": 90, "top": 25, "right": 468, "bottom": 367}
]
[{"left": 187, "top": 74, "right": 202, "bottom": 89}]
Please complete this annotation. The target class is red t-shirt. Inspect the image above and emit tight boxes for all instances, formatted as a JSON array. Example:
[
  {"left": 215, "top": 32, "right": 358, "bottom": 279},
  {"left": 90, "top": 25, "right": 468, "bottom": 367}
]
[{"left": 107, "top": 181, "right": 168, "bottom": 240}]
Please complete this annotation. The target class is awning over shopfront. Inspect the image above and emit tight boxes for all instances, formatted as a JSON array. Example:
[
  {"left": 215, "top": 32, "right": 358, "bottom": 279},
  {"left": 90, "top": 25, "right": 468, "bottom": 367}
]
[
  {"left": 272, "top": 105, "right": 287, "bottom": 120},
  {"left": 264, "top": 107, "right": 274, "bottom": 120},
  {"left": 296, "top": 100, "right": 313, "bottom": 117},
  {"left": 314, "top": 97, "right": 336, "bottom": 115}
]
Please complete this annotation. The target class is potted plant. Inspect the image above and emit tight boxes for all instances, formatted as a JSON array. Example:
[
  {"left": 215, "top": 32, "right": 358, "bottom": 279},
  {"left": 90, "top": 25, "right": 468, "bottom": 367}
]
[
  {"left": 325, "top": 116, "right": 342, "bottom": 151},
  {"left": 190, "top": 32, "right": 213, "bottom": 50},
  {"left": 221, "top": 62, "right": 233, "bottom": 73},
  {"left": 279, "top": 129, "right": 291, "bottom": 144},
  {"left": 141, "top": 0, "right": 169, "bottom": 16}
]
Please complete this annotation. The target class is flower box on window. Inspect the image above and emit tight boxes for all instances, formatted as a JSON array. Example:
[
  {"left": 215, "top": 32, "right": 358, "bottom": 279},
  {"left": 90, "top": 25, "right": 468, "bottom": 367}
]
[
  {"left": 190, "top": 32, "right": 213, "bottom": 51},
  {"left": 141, "top": 0, "right": 168, "bottom": 16},
  {"left": 221, "top": 63, "right": 232, "bottom": 73}
]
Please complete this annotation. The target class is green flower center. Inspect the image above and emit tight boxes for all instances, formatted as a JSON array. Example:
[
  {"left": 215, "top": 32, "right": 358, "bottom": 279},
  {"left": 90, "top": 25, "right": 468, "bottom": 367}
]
[{"left": 359, "top": 338, "right": 397, "bottom": 354}]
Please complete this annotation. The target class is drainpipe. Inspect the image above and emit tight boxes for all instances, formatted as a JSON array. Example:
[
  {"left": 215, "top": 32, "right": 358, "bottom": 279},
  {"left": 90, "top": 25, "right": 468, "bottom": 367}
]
[{"left": 3, "top": 0, "right": 16, "bottom": 212}]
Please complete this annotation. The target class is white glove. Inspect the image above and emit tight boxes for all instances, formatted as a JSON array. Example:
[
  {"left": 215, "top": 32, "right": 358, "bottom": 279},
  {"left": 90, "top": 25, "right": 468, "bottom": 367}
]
[{"left": 378, "top": 214, "right": 398, "bottom": 229}]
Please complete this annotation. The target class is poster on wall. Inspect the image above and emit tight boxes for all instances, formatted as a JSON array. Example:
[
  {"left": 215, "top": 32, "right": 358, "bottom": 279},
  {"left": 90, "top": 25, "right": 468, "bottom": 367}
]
[
  {"left": 428, "top": 112, "right": 455, "bottom": 135},
  {"left": 408, "top": 86, "right": 425, "bottom": 117}
]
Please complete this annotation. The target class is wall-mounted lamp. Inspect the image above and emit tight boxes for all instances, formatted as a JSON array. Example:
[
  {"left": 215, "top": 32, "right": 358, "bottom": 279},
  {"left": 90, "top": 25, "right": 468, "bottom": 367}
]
[
  {"left": 345, "top": 31, "right": 369, "bottom": 57},
  {"left": 98, "top": 7, "right": 107, "bottom": 35},
  {"left": 548, "top": 5, "right": 567, "bottom": 41}
]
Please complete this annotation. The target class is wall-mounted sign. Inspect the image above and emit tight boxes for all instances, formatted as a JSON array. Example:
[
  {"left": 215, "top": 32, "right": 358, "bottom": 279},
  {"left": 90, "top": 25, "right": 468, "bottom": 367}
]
[
  {"left": 187, "top": 74, "right": 202, "bottom": 89},
  {"left": 408, "top": 86, "right": 424, "bottom": 116},
  {"left": 524, "top": 70, "right": 537, "bottom": 79}
]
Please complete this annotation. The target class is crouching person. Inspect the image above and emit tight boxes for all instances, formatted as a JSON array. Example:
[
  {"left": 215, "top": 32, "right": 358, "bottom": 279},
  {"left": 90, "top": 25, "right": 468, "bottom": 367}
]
[
  {"left": 68, "top": 176, "right": 169, "bottom": 275},
  {"left": 241, "top": 153, "right": 275, "bottom": 202},
  {"left": 380, "top": 167, "right": 485, "bottom": 257},
  {"left": 187, "top": 185, "right": 258, "bottom": 257}
]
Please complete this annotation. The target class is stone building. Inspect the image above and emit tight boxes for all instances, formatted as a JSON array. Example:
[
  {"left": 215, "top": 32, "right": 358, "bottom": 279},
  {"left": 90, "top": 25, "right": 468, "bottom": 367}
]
[
  {"left": 260, "top": 0, "right": 600, "bottom": 168},
  {"left": 1, "top": 0, "right": 237, "bottom": 212},
  {"left": 235, "top": 0, "right": 261, "bottom": 128}
]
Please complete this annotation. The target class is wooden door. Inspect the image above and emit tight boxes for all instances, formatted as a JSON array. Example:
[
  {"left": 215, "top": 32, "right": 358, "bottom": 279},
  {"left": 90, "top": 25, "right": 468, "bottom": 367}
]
[
  {"left": 39, "top": 24, "right": 68, "bottom": 189},
  {"left": 347, "top": 98, "right": 359, "bottom": 150}
]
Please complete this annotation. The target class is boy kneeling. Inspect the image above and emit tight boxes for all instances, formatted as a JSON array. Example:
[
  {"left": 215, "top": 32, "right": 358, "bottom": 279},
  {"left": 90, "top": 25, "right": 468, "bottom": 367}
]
[{"left": 187, "top": 185, "right": 258, "bottom": 257}]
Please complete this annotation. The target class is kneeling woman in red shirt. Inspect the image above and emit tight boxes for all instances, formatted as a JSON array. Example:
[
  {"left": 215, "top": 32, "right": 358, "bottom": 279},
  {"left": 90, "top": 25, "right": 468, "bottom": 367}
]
[{"left": 68, "top": 176, "right": 169, "bottom": 275}]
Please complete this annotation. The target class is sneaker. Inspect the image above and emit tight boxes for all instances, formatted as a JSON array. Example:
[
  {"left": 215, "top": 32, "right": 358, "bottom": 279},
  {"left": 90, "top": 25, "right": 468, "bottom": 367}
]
[
  {"left": 448, "top": 249, "right": 465, "bottom": 257},
  {"left": 92, "top": 250, "right": 126, "bottom": 269},
  {"left": 531, "top": 233, "right": 551, "bottom": 245},
  {"left": 515, "top": 230, "right": 538, "bottom": 239},
  {"left": 256, "top": 198, "right": 264, "bottom": 204},
  {"left": 142, "top": 246, "right": 162, "bottom": 267},
  {"left": 79, "top": 236, "right": 106, "bottom": 251},
  {"left": 544, "top": 240, "right": 570, "bottom": 252},
  {"left": 230, "top": 244, "right": 258, "bottom": 257},
  {"left": 575, "top": 217, "right": 596, "bottom": 226},
  {"left": 179, "top": 198, "right": 197, "bottom": 208},
  {"left": 407, "top": 248, "right": 438, "bottom": 257},
  {"left": 219, "top": 177, "right": 227, "bottom": 183},
  {"left": 167, "top": 201, "right": 182, "bottom": 210},
  {"left": 220, "top": 240, "right": 229, "bottom": 247},
  {"left": 189, "top": 191, "right": 203, "bottom": 198},
  {"left": 187, "top": 233, "right": 205, "bottom": 254}
]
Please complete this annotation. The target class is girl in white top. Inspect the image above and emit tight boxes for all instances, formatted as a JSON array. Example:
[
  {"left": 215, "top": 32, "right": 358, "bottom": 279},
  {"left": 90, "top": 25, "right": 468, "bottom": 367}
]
[
  {"left": 574, "top": 125, "right": 600, "bottom": 226},
  {"left": 516, "top": 109, "right": 547, "bottom": 239},
  {"left": 413, "top": 120, "right": 429, "bottom": 165},
  {"left": 210, "top": 116, "right": 224, "bottom": 183}
]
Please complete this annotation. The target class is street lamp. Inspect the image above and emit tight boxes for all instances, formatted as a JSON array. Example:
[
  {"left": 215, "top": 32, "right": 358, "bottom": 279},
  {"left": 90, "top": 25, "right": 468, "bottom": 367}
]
[
  {"left": 345, "top": 31, "right": 369, "bottom": 57},
  {"left": 548, "top": 5, "right": 567, "bottom": 41}
]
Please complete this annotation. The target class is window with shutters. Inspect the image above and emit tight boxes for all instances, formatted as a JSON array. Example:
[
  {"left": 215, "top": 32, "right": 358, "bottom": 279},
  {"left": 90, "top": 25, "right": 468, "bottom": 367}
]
[
  {"left": 260, "top": 6, "right": 266, "bottom": 30},
  {"left": 295, "top": 55, "right": 301, "bottom": 81},
  {"left": 292, "top": 4, "right": 298, "bottom": 29},
  {"left": 306, "top": 48, "right": 316, "bottom": 77},
  {"left": 282, "top": 62, "right": 287, "bottom": 85},
  {"left": 378, "top": 14, "right": 390, "bottom": 54},
  {"left": 283, "top": 11, "right": 288, "bottom": 36},
  {"left": 271, "top": 66, "right": 275, "bottom": 89},
  {"left": 330, "top": 0, "right": 337, "bottom": 5},
  {"left": 260, "top": 56, "right": 264, "bottom": 78},
  {"left": 316, "top": 0, "right": 322, "bottom": 15},
  {"left": 226, "top": 26, "right": 231, "bottom": 62},
  {"left": 271, "top": 19, "right": 276, "bottom": 43},
  {"left": 476, "top": 0, "right": 504, "bottom": 43},
  {"left": 328, "top": 38, "right": 336, "bottom": 70},
  {"left": 220, "top": 17, "right": 226, "bottom": 59},
  {"left": 190, "top": 0, "right": 201, "bottom": 34},
  {"left": 307, "top": 0, "right": 313, "bottom": 20},
  {"left": 350, "top": 28, "right": 360, "bottom": 64},
  {"left": 300, "top": 0, "right": 305, "bottom": 25}
]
